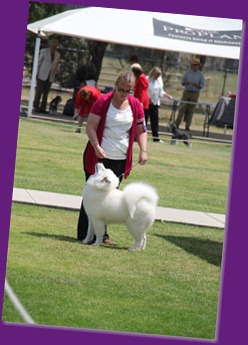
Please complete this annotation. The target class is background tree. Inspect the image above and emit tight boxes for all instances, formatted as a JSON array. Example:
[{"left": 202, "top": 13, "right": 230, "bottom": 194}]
[
  {"left": 26, "top": 2, "right": 108, "bottom": 87},
  {"left": 86, "top": 40, "right": 109, "bottom": 82}
]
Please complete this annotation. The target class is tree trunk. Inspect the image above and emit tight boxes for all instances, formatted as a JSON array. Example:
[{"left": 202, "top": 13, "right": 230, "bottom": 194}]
[{"left": 86, "top": 40, "right": 108, "bottom": 82}]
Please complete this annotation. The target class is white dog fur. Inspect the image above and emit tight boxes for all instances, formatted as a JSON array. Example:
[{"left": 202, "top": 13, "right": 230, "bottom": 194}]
[{"left": 82, "top": 163, "right": 158, "bottom": 250}]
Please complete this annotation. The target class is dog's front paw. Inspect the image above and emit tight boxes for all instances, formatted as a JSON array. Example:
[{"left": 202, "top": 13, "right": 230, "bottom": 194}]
[{"left": 82, "top": 239, "right": 90, "bottom": 244}]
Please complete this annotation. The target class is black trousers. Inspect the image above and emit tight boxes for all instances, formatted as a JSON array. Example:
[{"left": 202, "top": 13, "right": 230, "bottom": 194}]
[
  {"left": 77, "top": 158, "right": 126, "bottom": 241},
  {"left": 146, "top": 104, "right": 160, "bottom": 141},
  {"left": 33, "top": 77, "right": 52, "bottom": 111}
]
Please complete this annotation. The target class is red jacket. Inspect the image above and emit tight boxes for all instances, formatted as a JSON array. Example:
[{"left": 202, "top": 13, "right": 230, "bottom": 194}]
[
  {"left": 83, "top": 92, "right": 144, "bottom": 178},
  {"left": 74, "top": 85, "right": 101, "bottom": 116},
  {"left": 133, "top": 73, "right": 149, "bottom": 110}
]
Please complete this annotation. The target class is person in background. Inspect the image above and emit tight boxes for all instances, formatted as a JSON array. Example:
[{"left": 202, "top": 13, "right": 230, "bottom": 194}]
[
  {"left": 174, "top": 58, "right": 205, "bottom": 131},
  {"left": 147, "top": 66, "right": 173, "bottom": 143},
  {"left": 33, "top": 38, "right": 60, "bottom": 114},
  {"left": 122, "top": 54, "right": 139, "bottom": 71},
  {"left": 77, "top": 71, "right": 148, "bottom": 244},
  {"left": 73, "top": 85, "right": 101, "bottom": 133},
  {"left": 71, "top": 63, "right": 98, "bottom": 100},
  {"left": 129, "top": 54, "right": 139, "bottom": 65},
  {"left": 197, "top": 55, "right": 206, "bottom": 71},
  {"left": 131, "top": 63, "right": 149, "bottom": 124}
]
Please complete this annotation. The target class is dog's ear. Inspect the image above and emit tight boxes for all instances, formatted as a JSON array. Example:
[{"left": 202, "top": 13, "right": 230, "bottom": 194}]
[{"left": 95, "top": 162, "right": 105, "bottom": 174}]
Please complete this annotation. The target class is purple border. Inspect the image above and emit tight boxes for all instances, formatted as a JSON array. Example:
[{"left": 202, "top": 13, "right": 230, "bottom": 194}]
[{"left": 0, "top": 1, "right": 247, "bottom": 344}]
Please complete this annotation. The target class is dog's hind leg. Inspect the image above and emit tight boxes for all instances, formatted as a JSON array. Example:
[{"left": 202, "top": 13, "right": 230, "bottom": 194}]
[
  {"left": 82, "top": 219, "right": 95, "bottom": 244},
  {"left": 127, "top": 224, "right": 147, "bottom": 250},
  {"left": 127, "top": 213, "right": 150, "bottom": 250},
  {"left": 91, "top": 219, "right": 106, "bottom": 246},
  {"left": 141, "top": 235, "right": 147, "bottom": 250},
  {"left": 128, "top": 234, "right": 146, "bottom": 251}
]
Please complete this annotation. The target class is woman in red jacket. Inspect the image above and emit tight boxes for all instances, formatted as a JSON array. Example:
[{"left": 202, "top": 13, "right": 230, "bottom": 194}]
[
  {"left": 73, "top": 85, "right": 101, "bottom": 133},
  {"left": 131, "top": 63, "right": 149, "bottom": 121}
]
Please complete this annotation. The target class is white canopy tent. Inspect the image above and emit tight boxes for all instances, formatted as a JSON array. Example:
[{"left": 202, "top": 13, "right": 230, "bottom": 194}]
[{"left": 27, "top": 7, "right": 243, "bottom": 116}]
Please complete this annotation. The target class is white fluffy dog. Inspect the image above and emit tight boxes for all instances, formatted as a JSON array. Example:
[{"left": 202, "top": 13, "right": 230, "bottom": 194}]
[{"left": 82, "top": 163, "right": 158, "bottom": 250}]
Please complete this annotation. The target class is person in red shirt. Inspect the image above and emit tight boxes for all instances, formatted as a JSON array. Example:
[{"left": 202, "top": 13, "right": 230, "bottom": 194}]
[
  {"left": 73, "top": 85, "right": 101, "bottom": 133},
  {"left": 131, "top": 63, "right": 149, "bottom": 121}
]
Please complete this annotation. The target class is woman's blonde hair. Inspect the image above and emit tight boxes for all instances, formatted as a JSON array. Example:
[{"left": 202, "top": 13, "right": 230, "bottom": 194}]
[
  {"left": 115, "top": 71, "right": 135, "bottom": 86},
  {"left": 149, "top": 66, "right": 162, "bottom": 79}
]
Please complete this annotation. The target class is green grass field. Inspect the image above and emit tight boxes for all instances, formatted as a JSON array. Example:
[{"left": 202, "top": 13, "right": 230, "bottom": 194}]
[
  {"left": 2, "top": 117, "right": 231, "bottom": 339},
  {"left": 3, "top": 203, "right": 223, "bottom": 339}
]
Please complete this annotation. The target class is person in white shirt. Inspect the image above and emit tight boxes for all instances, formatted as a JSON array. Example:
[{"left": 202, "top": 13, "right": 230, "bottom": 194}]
[
  {"left": 147, "top": 66, "right": 173, "bottom": 143},
  {"left": 33, "top": 38, "right": 60, "bottom": 113}
]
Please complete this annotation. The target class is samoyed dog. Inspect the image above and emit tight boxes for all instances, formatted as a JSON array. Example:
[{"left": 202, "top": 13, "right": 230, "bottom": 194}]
[{"left": 82, "top": 163, "right": 158, "bottom": 250}]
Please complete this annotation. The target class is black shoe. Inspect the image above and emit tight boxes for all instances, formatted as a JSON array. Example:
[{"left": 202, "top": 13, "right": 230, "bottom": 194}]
[
  {"left": 34, "top": 107, "right": 40, "bottom": 113},
  {"left": 40, "top": 109, "right": 49, "bottom": 114}
]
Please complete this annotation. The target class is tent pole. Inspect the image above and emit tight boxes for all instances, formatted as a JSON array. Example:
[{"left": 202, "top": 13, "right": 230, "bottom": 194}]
[
  {"left": 221, "top": 69, "right": 228, "bottom": 96},
  {"left": 27, "top": 31, "right": 41, "bottom": 117}
]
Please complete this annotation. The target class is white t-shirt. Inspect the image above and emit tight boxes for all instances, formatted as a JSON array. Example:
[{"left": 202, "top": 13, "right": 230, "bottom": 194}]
[{"left": 101, "top": 103, "right": 133, "bottom": 159}]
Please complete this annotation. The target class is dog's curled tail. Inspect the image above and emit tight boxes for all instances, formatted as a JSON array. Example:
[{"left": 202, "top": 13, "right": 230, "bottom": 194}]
[{"left": 123, "top": 182, "right": 158, "bottom": 218}]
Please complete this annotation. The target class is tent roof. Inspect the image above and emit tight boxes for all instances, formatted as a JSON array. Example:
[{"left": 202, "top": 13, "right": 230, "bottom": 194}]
[{"left": 27, "top": 7, "right": 243, "bottom": 59}]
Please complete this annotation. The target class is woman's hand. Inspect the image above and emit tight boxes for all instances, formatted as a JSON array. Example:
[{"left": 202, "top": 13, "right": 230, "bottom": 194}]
[
  {"left": 165, "top": 93, "right": 173, "bottom": 100},
  {"left": 93, "top": 144, "right": 108, "bottom": 159},
  {"left": 138, "top": 150, "right": 147, "bottom": 165}
]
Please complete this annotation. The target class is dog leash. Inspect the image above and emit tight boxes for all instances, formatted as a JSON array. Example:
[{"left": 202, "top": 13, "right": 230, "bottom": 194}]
[{"left": 118, "top": 161, "right": 140, "bottom": 178}]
